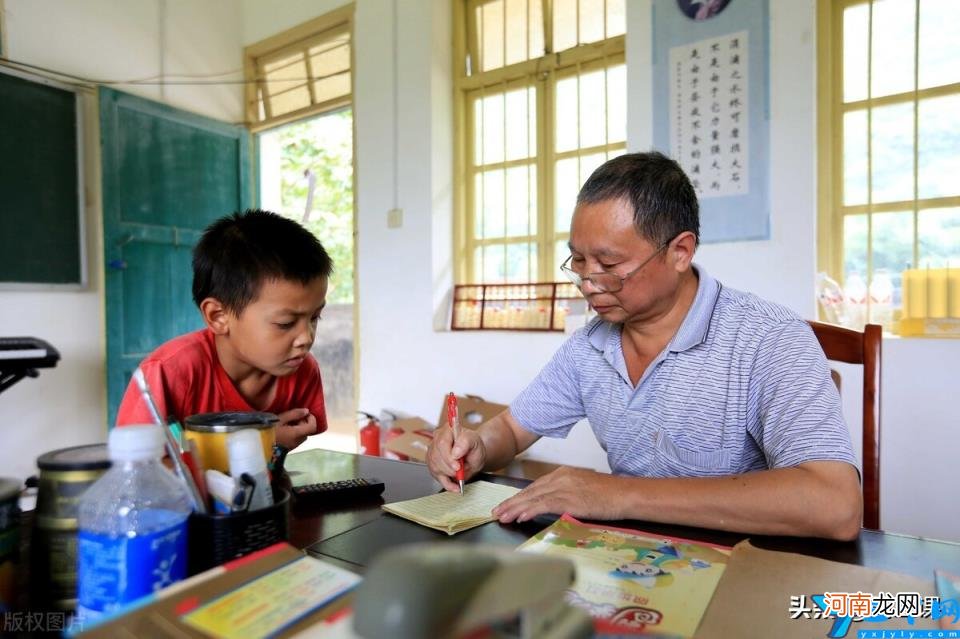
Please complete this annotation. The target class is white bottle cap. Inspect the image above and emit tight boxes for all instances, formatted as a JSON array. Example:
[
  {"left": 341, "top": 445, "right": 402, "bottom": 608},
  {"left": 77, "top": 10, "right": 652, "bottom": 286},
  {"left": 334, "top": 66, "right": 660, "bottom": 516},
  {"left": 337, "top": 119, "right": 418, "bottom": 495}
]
[
  {"left": 109, "top": 424, "right": 166, "bottom": 461},
  {"left": 226, "top": 428, "right": 268, "bottom": 477}
]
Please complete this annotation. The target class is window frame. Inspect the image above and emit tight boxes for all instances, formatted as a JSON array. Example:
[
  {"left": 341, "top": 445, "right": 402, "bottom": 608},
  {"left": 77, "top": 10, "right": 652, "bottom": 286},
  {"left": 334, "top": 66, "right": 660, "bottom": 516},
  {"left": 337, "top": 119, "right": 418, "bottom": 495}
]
[
  {"left": 244, "top": 4, "right": 354, "bottom": 132},
  {"left": 817, "top": 0, "right": 960, "bottom": 311},
  {"left": 453, "top": 0, "right": 626, "bottom": 285}
]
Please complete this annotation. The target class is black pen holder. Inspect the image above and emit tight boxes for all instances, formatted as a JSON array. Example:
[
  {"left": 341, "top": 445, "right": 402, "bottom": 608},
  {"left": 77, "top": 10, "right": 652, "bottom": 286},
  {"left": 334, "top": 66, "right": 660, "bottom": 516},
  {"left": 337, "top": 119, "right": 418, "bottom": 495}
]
[{"left": 187, "top": 487, "right": 290, "bottom": 575}]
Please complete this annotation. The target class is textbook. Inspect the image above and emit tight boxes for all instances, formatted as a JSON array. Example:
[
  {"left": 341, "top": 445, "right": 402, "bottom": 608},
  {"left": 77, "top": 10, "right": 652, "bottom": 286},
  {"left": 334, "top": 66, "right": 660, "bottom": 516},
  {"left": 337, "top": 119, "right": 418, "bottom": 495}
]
[
  {"left": 381, "top": 481, "right": 520, "bottom": 535},
  {"left": 518, "top": 514, "right": 731, "bottom": 637}
]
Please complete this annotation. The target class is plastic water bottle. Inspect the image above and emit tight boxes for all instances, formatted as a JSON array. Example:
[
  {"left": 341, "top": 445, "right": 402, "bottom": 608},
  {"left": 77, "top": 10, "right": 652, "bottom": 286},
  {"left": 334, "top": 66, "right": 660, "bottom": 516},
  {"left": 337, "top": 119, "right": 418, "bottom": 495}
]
[
  {"left": 815, "top": 272, "right": 847, "bottom": 325},
  {"left": 869, "top": 270, "right": 894, "bottom": 331},
  {"left": 77, "top": 424, "right": 192, "bottom": 620},
  {"left": 844, "top": 272, "right": 868, "bottom": 330}
]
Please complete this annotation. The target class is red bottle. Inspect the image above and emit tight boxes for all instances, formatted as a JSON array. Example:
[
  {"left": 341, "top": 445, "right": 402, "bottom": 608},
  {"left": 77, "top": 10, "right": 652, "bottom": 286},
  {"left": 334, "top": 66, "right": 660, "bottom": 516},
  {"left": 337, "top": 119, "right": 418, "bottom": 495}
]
[{"left": 358, "top": 412, "right": 381, "bottom": 456}]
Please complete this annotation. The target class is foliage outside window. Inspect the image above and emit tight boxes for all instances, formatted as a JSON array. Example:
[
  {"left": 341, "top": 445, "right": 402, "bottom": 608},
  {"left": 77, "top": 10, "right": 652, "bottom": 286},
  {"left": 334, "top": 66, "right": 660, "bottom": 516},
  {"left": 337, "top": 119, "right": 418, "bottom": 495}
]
[
  {"left": 260, "top": 112, "right": 354, "bottom": 304},
  {"left": 454, "top": 0, "right": 627, "bottom": 285},
  {"left": 246, "top": 7, "right": 356, "bottom": 304},
  {"left": 818, "top": 0, "right": 960, "bottom": 330}
]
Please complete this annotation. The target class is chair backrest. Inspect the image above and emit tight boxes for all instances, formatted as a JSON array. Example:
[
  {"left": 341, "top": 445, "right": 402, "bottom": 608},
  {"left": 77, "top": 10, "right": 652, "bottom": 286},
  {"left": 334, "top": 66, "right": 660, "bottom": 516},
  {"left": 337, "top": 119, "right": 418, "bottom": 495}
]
[{"left": 807, "top": 320, "right": 882, "bottom": 530}]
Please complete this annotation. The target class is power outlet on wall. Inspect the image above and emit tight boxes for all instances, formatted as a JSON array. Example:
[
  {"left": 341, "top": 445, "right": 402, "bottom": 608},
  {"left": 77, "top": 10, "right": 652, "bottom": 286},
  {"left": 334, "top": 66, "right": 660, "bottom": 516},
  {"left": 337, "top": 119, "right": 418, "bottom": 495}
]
[{"left": 387, "top": 208, "right": 403, "bottom": 229}]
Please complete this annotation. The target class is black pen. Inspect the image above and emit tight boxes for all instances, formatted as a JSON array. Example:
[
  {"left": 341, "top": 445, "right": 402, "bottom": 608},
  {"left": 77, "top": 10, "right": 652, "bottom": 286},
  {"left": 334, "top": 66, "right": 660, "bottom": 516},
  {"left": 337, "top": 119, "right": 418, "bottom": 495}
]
[{"left": 239, "top": 472, "right": 257, "bottom": 512}]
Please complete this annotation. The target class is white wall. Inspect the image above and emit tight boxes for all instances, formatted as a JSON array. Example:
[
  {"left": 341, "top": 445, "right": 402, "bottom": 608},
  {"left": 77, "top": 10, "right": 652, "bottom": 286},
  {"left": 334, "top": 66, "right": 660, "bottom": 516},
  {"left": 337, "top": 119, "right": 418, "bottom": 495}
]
[
  {"left": 350, "top": 0, "right": 608, "bottom": 471},
  {"left": 1, "top": 0, "right": 955, "bottom": 541},
  {"left": 0, "top": 0, "right": 243, "bottom": 482}
]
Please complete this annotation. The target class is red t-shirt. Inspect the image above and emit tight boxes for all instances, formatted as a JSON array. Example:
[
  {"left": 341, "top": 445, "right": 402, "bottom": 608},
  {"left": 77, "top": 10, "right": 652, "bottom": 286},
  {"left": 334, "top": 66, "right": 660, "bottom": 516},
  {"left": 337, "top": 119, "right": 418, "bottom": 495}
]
[{"left": 115, "top": 328, "right": 328, "bottom": 434}]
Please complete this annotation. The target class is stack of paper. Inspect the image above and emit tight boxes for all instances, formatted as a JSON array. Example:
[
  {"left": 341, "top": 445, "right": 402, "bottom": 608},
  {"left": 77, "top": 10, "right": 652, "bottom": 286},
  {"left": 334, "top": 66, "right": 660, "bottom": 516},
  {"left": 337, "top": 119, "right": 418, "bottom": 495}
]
[{"left": 382, "top": 481, "right": 520, "bottom": 535}]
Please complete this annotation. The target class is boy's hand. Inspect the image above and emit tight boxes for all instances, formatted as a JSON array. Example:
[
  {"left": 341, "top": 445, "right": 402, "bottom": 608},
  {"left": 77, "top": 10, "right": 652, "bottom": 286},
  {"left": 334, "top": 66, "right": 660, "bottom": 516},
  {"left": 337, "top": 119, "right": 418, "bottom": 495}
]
[
  {"left": 275, "top": 407, "right": 317, "bottom": 451},
  {"left": 426, "top": 426, "right": 486, "bottom": 492}
]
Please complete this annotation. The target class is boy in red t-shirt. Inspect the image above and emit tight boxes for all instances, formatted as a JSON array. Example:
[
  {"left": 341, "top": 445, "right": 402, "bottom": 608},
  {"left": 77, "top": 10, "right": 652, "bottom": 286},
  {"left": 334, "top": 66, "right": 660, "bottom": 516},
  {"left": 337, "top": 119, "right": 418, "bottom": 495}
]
[{"left": 116, "top": 209, "right": 332, "bottom": 453}]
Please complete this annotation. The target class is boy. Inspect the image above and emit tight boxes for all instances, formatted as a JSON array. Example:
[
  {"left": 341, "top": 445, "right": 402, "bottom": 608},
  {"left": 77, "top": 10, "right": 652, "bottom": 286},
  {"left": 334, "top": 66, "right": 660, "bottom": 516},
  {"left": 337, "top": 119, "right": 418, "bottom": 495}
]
[{"left": 116, "top": 209, "right": 332, "bottom": 453}]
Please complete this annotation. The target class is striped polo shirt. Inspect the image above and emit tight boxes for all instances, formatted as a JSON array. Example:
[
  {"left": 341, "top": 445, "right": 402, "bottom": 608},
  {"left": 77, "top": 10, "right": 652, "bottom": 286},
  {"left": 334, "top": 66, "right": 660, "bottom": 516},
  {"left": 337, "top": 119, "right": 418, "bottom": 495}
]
[{"left": 510, "top": 265, "right": 857, "bottom": 477}]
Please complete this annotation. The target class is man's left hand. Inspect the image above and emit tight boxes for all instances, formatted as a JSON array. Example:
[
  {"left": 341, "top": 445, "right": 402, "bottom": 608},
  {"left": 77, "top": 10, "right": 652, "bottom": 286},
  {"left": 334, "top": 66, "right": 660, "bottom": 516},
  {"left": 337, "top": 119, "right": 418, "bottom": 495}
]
[{"left": 491, "top": 467, "right": 623, "bottom": 523}]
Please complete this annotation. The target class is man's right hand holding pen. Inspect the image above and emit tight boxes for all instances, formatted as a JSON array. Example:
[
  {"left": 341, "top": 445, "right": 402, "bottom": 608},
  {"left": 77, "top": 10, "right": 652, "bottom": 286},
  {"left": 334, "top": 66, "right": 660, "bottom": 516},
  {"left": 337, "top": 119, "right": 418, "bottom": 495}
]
[
  {"left": 427, "top": 423, "right": 485, "bottom": 493},
  {"left": 427, "top": 407, "right": 541, "bottom": 495}
]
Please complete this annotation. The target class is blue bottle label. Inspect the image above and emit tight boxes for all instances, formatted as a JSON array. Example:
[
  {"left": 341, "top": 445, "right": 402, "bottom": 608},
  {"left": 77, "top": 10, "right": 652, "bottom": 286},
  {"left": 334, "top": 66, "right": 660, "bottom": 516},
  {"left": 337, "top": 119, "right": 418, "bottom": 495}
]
[{"left": 77, "top": 517, "right": 187, "bottom": 618}]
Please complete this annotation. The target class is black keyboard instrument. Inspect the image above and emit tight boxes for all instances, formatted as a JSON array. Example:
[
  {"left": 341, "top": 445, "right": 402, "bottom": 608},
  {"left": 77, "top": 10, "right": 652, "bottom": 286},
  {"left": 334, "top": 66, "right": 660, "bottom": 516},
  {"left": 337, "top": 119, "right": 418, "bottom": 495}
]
[{"left": 0, "top": 337, "right": 60, "bottom": 394}]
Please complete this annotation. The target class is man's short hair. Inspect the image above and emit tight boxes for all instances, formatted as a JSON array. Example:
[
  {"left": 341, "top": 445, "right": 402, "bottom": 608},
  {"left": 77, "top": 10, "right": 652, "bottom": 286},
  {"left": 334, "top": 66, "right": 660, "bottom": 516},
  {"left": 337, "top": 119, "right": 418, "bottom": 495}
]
[
  {"left": 192, "top": 209, "right": 333, "bottom": 313},
  {"left": 577, "top": 151, "right": 700, "bottom": 247}
]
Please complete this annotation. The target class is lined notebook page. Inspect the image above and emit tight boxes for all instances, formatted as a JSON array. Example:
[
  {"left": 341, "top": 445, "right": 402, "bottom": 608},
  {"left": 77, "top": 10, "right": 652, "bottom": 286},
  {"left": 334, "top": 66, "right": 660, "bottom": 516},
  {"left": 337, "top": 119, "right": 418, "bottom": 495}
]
[{"left": 382, "top": 481, "right": 521, "bottom": 535}]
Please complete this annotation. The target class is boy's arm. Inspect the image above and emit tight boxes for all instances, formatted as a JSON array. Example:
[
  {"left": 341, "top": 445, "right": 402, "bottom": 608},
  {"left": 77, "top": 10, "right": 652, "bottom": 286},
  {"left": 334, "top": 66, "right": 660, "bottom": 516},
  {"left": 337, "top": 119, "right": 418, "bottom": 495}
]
[
  {"left": 273, "top": 356, "right": 328, "bottom": 451},
  {"left": 275, "top": 408, "right": 317, "bottom": 450},
  {"left": 298, "top": 356, "right": 328, "bottom": 434}
]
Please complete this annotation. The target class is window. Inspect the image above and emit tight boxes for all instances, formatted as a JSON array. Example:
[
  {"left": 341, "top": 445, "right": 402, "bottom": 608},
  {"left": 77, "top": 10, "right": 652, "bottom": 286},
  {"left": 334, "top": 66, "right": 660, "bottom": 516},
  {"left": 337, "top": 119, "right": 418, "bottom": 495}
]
[
  {"left": 818, "top": 0, "right": 960, "bottom": 324},
  {"left": 244, "top": 6, "right": 353, "bottom": 130},
  {"left": 246, "top": 9, "right": 358, "bottom": 448},
  {"left": 454, "top": 0, "right": 626, "bottom": 285}
]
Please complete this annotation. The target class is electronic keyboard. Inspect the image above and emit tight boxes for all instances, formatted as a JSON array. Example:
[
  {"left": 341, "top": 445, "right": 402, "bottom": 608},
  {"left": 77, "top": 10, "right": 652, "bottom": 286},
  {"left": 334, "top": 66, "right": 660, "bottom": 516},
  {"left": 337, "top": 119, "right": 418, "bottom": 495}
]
[{"left": 0, "top": 337, "right": 60, "bottom": 394}]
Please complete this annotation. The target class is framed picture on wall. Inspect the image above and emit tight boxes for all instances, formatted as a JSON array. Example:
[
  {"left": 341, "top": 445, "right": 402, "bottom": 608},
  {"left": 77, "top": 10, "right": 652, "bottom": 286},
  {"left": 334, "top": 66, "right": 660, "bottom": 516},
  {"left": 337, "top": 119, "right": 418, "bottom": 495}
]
[{"left": 653, "top": 0, "right": 769, "bottom": 243}]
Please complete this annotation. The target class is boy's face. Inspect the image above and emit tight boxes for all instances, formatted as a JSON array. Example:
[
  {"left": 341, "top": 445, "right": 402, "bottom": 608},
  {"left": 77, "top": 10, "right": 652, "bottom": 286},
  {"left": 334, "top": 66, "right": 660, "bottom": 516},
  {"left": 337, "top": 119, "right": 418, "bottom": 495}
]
[{"left": 222, "top": 276, "right": 328, "bottom": 377}]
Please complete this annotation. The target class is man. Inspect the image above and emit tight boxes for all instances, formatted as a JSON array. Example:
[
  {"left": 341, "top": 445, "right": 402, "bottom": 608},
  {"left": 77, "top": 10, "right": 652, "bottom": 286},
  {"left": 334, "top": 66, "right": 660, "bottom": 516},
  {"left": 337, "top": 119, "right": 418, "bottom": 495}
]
[{"left": 427, "top": 152, "right": 862, "bottom": 540}]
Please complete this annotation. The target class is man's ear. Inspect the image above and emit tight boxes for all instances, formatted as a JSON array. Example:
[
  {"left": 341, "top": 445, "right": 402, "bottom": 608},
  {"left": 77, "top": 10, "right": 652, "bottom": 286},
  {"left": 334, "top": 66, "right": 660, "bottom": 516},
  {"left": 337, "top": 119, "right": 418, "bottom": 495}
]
[
  {"left": 200, "top": 298, "right": 230, "bottom": 335},
  {"left": 670, "top": 231, "right": 698, "bottom": 272}
]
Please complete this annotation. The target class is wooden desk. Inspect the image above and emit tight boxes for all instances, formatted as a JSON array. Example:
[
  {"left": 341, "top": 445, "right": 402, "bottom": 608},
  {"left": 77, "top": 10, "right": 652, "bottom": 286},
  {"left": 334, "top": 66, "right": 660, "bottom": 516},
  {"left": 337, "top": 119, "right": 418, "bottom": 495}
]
[{"left": 287, "top": 450, "right": 960, "bottom": 578}]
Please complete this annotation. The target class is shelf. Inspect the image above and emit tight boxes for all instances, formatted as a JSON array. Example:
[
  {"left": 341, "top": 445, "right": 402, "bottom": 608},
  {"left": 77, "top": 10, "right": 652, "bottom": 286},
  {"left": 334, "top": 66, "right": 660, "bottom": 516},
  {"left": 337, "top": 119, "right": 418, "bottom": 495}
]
[{"left": 451, "top": 282, "right": 583, "bottom": 331}]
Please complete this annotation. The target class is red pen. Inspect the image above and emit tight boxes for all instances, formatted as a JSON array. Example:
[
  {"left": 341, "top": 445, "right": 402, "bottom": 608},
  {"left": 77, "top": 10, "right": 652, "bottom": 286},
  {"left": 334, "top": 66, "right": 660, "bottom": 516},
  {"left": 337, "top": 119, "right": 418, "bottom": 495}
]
[{"left": 446, "top": 392, "right": 466, "bottom": 494}]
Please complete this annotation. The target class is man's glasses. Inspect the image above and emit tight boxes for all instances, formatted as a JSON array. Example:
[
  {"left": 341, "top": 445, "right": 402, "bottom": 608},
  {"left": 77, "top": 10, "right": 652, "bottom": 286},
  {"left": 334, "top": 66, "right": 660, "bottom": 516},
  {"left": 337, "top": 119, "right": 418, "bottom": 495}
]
[{"left": 560, "top": 242, "right": 669, "bottom": 293}]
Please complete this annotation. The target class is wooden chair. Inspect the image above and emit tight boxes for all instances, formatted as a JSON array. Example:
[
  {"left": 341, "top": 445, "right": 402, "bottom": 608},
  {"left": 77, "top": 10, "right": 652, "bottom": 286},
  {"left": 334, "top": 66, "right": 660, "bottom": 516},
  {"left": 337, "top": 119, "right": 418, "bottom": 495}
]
[{"left": 807, "top": 321, "right": 882, "bottom": 530}]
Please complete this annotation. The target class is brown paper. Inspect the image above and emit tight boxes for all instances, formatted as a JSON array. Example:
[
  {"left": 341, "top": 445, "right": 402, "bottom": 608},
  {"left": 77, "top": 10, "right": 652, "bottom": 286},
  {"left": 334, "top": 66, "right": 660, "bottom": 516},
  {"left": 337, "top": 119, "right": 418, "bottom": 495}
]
[
  {"left": 696, "top": 541, "right": 936, "bottom": 638},
  {"left": 384, "top": 395, "right": 507, "bottom": 462},
  {"left": 384, "top": 430, "right": 434, "bottom": 461},
  {"left": 435, "top": 394, "right": 508, "bottom": 432},
  {"left": 391, "top": 416, "right": 435, "bottom": 433}
]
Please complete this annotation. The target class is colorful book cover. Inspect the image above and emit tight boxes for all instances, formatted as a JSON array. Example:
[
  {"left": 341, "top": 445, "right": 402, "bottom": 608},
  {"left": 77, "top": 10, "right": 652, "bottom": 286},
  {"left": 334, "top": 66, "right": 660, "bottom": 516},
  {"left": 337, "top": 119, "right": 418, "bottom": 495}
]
[
  {"left": 936, "top": 570, "right": 960, "bottom": 630},
  {"left": 518, "top": 514, "right": 730, "bottom": 637}
]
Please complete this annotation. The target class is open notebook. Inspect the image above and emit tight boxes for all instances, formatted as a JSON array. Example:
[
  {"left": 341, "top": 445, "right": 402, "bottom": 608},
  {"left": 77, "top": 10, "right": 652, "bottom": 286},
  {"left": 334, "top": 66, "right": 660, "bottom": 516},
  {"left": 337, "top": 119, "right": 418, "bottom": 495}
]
[{"left": 381, "top": 481, "right": 521, "bottom": 535}]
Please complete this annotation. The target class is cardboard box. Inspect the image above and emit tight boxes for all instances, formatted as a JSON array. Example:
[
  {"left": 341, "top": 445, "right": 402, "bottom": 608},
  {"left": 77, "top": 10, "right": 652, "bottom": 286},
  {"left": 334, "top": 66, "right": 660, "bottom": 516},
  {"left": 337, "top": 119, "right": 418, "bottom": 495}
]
[
  {"left": 383, "top": 395, "right": 507, "bottom": 463},
  {"left": 382, "top": 395, "right": 573, "bottom": 480}
]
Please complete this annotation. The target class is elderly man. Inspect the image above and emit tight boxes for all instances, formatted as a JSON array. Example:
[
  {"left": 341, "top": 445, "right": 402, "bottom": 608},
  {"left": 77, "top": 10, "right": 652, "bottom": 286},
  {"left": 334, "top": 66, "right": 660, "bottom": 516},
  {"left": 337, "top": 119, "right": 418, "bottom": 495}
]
[{"left": 427, "top": 152, "right": 861, "bottom": 540}]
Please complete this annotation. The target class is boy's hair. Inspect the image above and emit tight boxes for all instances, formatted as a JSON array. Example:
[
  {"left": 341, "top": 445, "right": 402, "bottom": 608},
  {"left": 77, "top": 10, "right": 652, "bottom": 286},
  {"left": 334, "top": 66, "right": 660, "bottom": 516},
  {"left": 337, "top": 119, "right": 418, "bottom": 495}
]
[
  {"left": 192, "top": 209, "right": 333, "bottom": 313},
  {"left": 577, "top": 151, "right": 700, "bottom": 247}
]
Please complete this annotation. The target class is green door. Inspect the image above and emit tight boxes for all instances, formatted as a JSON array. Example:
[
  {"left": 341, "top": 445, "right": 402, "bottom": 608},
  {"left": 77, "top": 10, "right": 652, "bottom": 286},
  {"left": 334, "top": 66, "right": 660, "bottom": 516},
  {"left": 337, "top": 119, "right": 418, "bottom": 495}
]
[{"left": 101, "top": 88, "right": 252, "bottom": 426}]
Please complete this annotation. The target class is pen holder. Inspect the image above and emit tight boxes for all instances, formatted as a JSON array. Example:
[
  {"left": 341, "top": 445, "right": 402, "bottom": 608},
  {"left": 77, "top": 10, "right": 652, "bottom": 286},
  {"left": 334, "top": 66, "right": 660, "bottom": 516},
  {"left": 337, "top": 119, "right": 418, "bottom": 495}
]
[{"left": 187, "top": 487, "right": 290, "bottom": 575}]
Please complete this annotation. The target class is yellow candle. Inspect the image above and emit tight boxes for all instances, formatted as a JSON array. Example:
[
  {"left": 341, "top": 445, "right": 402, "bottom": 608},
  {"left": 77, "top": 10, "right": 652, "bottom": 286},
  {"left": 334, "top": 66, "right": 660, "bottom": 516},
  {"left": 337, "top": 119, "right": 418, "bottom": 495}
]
[
  {"left": 949, "top": 266, "right": 960, "bottom": 318},
  {"left": 928, "top": 268, "right": 948, "bottom": 318},
  {"left": 903, "top": 269, "right": 926, "bottom": 319}
]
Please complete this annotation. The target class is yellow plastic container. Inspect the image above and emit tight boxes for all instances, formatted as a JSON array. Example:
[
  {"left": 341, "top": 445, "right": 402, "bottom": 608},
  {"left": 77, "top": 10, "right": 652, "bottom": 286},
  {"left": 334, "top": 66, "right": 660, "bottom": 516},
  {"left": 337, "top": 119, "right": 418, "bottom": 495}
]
[
  {"left": 183, "top": 412, "right": 277, "bottom": 474},
  {"left": 896, "top": 267, "right": 960, "bottom": 337}
]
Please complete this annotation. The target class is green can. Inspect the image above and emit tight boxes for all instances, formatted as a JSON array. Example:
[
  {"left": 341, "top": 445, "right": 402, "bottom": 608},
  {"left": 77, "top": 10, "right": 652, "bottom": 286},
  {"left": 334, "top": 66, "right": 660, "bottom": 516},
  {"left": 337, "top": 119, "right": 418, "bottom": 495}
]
[{"left": 31, "top": 444, "right": 110, "bottom": 611}]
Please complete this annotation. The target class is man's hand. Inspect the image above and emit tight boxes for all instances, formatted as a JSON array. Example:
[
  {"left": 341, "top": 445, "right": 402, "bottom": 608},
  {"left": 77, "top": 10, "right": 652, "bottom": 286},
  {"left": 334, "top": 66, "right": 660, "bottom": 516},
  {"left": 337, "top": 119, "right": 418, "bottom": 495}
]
[
  {"left": 426, "top": 425, "right": 486, "bottom": 492},
  {"left": 275, "top": 407, "right": 317, "bottom": 451},
  {"left": 491, "top": 467, "right": 624, "bottom": 523}
]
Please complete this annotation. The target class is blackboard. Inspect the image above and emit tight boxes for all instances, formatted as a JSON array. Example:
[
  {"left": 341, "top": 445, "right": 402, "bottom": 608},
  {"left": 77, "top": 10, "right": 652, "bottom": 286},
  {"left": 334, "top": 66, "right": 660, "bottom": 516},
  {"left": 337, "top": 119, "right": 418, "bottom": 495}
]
[{"left": 0, "top": 68, "right": 84, "bottom": 286}]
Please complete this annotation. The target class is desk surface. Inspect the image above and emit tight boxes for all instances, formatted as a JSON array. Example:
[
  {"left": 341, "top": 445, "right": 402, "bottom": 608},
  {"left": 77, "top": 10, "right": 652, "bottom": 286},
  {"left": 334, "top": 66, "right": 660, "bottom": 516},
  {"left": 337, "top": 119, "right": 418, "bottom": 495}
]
[{"left": 286, "top": 449, "right": 960, "bottom": 578}]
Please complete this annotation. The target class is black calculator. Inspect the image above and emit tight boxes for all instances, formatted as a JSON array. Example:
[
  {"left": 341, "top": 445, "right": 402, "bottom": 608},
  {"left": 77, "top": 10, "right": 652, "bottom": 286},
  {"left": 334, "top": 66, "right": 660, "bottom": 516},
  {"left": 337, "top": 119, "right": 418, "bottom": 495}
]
[{"left": 291, "top": 477, "right": 385, "bottom": 502}]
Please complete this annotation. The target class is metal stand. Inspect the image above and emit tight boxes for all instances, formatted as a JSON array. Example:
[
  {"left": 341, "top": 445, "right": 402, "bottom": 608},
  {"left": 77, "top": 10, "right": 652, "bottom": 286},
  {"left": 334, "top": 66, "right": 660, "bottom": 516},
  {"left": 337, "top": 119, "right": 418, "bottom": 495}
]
[{"left": 0, "top": 367, "right": 38, "bottom": 394}]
